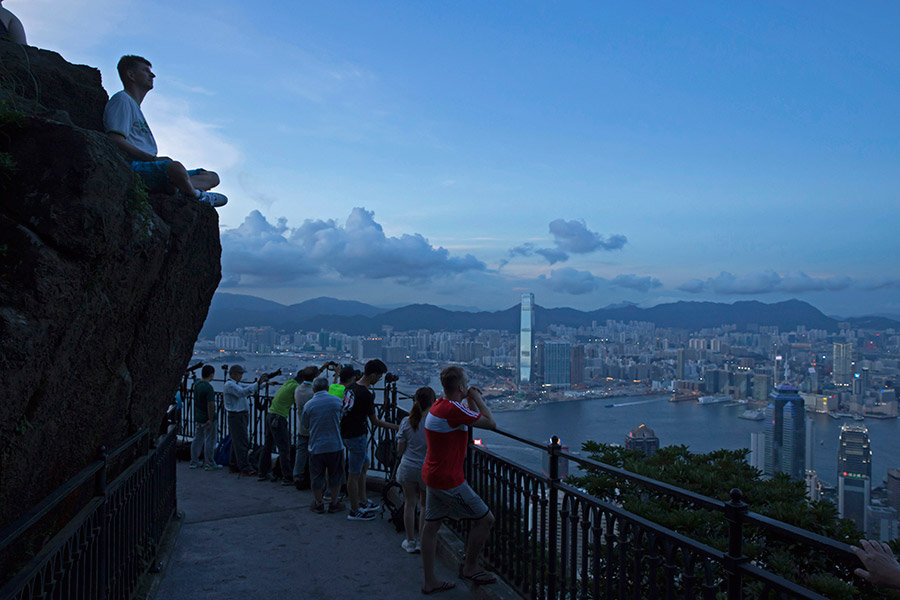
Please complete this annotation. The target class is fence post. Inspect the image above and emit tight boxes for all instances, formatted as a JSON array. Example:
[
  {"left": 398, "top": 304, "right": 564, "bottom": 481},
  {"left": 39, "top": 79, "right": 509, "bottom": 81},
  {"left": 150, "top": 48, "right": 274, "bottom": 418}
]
[
  {"left": 548, "top": 435, "right": 561, "bottom": 600},
  {"left": 724, "top": 488, "right": 748, "bottom": 600},
  {"left": 95, "top": 445, "right": 108, "bottom": 600}
]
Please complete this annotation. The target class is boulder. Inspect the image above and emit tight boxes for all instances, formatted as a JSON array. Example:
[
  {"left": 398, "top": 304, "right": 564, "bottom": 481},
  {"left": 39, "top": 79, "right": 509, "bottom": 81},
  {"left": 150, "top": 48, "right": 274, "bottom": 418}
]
[{"left": 0, "top": 43, "right": 221, "bottom": 529}]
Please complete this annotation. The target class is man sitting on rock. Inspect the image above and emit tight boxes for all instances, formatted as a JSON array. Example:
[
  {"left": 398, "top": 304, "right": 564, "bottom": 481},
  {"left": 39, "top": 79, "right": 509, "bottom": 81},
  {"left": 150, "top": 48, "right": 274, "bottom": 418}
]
[{"left": 103, "top": 55, "right": 227, "bottom": 208}]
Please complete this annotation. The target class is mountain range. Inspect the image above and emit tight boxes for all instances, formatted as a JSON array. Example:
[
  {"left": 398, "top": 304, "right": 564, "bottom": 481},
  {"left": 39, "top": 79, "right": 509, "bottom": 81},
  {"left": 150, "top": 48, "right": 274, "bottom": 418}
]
[{"left": 199, "top": 293, "right": 900, "bottom": 338}]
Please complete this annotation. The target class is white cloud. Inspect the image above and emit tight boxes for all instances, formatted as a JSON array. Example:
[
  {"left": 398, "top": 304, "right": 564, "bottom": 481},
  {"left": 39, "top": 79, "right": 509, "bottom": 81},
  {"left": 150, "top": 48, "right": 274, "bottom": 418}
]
[{"left": 679, "top": 270, "right": 854, "bottom": 295}]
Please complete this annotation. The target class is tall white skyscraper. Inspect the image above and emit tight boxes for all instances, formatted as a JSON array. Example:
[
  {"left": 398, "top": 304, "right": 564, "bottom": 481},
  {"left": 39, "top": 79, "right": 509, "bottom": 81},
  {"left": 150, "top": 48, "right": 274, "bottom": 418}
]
[
  {"left": 838, "top": 424, "right": 872, "bottom": 531},
  {"left": 519, "top": 293, "right": 535, "bottom": 385}
]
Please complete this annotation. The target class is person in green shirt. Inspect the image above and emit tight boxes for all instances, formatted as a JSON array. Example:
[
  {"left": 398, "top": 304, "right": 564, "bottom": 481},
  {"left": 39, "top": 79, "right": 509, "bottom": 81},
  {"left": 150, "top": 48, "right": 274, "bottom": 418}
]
[
  {"left": 190, "top": 365, "right": 219, "bottom": 470},
  {"left": 328, "top": 365, "right": 358, "bottom": 400},
  {"left": 258, "top": 369, "right": 304, "bottom": 484}
]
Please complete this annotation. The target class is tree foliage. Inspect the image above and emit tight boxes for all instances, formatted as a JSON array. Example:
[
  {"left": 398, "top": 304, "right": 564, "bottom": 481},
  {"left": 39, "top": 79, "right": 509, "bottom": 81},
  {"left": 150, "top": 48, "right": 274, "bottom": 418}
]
[{"left": 569, "top": 442, "right": 897, "bottom": 599}]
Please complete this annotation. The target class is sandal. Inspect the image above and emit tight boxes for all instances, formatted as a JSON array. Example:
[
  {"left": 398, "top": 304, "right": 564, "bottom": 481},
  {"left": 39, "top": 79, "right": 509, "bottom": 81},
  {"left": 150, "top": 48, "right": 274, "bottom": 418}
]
[
  {"left": 458, "top": 563, "right": 497, "bottom": 585},
  {"left": 421, "top": 581, "right": 456, "bottom": 595}
]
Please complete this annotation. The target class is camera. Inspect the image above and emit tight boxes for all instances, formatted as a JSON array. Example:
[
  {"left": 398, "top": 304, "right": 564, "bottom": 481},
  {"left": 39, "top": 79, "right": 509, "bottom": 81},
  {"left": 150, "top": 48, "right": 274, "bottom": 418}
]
[{"left": 384, "top": 372, "right": 399, "bottom": 384}]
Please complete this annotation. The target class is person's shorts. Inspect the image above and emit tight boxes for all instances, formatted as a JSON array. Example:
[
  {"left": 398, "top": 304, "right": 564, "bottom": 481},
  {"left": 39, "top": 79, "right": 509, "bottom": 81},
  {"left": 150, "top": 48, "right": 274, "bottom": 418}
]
[
  {"left": 131, "top": 160, "right": 204, "bottom": 192},
  {"left": 343, "top": 435, "right": 370, "bottom": 474},
  {"left": 396, "top": 461, "right": 425, "bottom": 488},
  {"left": 310, "top": 451, "right": 344, "bottom": 490},
  {"left": 425, "top": 482, "right": 490, "bottom": 522}
]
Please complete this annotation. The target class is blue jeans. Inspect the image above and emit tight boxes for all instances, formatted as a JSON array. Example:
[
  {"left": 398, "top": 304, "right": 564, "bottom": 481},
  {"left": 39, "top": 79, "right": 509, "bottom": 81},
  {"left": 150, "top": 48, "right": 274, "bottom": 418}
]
[{"left": 344, "top": 434, "right": 370, "bottom": 474}]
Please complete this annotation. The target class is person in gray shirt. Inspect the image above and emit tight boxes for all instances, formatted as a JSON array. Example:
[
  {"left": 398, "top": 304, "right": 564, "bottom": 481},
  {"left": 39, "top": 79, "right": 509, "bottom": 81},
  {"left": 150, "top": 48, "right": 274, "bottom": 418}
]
[
  {"left": 301, "top": 377, "right": 346, "bottom": 513},
  {"left": 396, "top": 387, "right": 435, "bottom": 553}
]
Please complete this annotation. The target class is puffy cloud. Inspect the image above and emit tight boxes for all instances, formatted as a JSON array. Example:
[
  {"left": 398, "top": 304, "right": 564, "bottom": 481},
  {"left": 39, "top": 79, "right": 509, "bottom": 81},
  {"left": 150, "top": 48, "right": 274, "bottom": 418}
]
[
  {"left": 535, "top": 248, "right": 569, "bottom": 265},
  {"left": 679, "top": 271, "right": 854, "bottom": 295},
  {"left": 539, "top": 268, "right": 601, "bottom": 295},
  {"left": 611, "top": 274, "right": 662, "bottom": 292},
  {"left": 509, "top": 243, "right": 536, "bottom": 257},
  {"left": 221, "top": 208, "right": 485, "bottom": 286},
  {"left": 862, "top": 279, "right": 900, "bottom": 291},
  {"left": 548, "top": 219, "right": 627, "bottom": 253}
]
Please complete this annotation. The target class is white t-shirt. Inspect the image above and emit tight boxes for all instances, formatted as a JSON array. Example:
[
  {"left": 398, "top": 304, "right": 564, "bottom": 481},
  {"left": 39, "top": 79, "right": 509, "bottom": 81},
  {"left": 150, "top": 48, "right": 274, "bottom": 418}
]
[{"left": 103, "top": 91, "right": 158, "bottom": 157}]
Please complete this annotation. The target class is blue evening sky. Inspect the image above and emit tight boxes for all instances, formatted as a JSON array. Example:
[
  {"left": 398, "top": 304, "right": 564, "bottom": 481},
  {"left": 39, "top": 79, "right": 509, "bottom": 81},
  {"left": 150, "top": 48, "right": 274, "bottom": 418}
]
[{"left": 14, "top": 1, "right": 900, "bottom": 316}]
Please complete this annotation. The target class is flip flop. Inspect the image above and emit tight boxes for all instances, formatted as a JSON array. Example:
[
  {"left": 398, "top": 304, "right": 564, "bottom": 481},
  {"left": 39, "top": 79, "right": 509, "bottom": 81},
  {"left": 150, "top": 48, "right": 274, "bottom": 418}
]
[
  {"left": 458, "top": 564, "right": 497, "bottom": 585},
  {"left": 421, "top": 581, "right": 456, "bottom": 595}
]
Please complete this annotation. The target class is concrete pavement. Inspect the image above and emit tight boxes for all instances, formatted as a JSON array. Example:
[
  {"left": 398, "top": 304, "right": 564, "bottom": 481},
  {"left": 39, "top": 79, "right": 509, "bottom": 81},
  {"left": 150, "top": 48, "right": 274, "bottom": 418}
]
[{"left": 151, "top": 461, "right": 510, "bottom": 599}]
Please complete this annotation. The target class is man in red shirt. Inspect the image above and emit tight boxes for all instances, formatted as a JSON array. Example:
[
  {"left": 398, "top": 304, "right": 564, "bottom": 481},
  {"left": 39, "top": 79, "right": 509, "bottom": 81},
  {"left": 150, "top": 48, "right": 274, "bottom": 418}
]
[{"left": 420, "top": 366, "right": 497, "bottom": 594}]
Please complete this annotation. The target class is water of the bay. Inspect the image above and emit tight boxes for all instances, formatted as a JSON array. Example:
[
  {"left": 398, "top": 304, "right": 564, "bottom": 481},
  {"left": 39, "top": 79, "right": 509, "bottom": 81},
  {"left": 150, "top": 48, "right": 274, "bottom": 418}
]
[{"left": 479, "top": 394, "right": 900, "bottom": 488}]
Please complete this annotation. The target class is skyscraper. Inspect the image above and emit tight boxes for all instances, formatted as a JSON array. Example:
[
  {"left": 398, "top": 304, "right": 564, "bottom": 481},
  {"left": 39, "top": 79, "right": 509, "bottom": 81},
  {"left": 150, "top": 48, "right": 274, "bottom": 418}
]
[
  {"left": 519, "top": 293, "right": 535, "bottom": 385},
  {"left": 570, "top": 344, "right": 585, "bottom": 386},
  {"left": 837, "top": 424, "right": 872, "bottom": 531},
  {"left": 833, "top": 342, "right": 853, "bottom": 385},
  {"left": 542, "top": 341, "right": 572, "bottom": 388},
  {"left": 763, "top": 384, "right": 805, "bottom": 480}
]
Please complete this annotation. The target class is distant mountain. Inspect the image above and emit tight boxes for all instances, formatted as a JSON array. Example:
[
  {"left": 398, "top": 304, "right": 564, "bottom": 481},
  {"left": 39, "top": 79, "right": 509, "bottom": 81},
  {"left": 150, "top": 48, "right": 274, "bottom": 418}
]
[{"left": 200, "top": 294, "right": 900, "bottom": 338}]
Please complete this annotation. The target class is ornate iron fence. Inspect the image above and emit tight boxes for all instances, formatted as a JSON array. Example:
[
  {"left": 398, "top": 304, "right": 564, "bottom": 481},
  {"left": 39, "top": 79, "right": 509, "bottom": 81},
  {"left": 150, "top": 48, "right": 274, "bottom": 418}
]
[
  {"left": 465, "top": 431, "right": 873, "bottom": 600},
  {"left": 0, "top": 412, "right": 178, "bottom": 600}
]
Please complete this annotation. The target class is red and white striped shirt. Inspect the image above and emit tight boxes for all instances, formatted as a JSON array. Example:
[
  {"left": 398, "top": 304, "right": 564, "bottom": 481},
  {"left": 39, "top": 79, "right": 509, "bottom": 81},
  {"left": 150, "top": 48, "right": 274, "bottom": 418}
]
[{"left": 422, "top": 396, "right": 480, "bottom": 490}]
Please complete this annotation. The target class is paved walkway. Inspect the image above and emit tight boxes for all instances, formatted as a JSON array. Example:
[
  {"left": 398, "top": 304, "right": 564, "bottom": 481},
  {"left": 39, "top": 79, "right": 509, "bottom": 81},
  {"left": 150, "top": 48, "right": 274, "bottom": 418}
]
[{"left": 154, "top": 462, "right": 481, "bottom": 599}]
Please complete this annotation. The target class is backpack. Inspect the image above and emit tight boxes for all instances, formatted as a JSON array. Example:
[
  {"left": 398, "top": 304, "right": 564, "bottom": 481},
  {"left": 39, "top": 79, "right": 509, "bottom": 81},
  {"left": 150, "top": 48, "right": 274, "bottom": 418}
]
[
  {"left": 214, "top": 434, "right": 232, "bottom": 466},
  {"left": 381, "top": 479, "right": 405, "bottom": 532}
]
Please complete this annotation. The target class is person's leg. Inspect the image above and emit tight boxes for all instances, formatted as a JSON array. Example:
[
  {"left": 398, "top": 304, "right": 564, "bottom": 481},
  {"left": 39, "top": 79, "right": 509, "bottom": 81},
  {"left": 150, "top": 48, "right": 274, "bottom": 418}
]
[
  {"left": 189, "top": 169, "right": 219, "bottom": 191},
  {"left": 327, "top": 453, "right": 345, "bottom": 511},
  {"left": 357, "top": 462, "right": 369, "bottom": 505},
  {"left": 309, "top": 454, "right": 325, "bottom": 504},
  {"left": 418, "top": 487, "right": 427, "bottom": 543},
  {"left": 345, "top": 436, "right": 364, "bottom": 511},
  {"left": 421, "top": 519, "right": 450, "bottom": 592},
  {"left": 272, "top": 416, "right": 293, "bottom": 481},
  {"left": 462, "top": 511, "right": 495, "bottom": 577},
  {"left": 232, "top": 412, "right": 252, "bottom": 473},
  {"left": 293, "top": 435, "right": 309, "bottom": 482},
  {"left": 165, "top": 160, "right": 198, "bottom": 196},
  {"left": 203, "top": 421, "right": 217, "bottom": 467},
  {"left": 401, "top": 481, "right": 418, "bottom": 544},
  {"left": 189, "top": 424, "right": 203, "bottom": 466},
  {"left": 226, "top": 412, "right": 239, "bottom": 469},
  {"left": 258, "top": 413, "right": 275, "bottom": 477}
]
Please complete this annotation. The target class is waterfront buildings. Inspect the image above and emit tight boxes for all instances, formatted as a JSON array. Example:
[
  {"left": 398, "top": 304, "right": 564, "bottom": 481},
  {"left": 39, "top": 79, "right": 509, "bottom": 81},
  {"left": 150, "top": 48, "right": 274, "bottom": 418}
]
[
  {"left": 624, "top": 424, "right": 660, "bottom": 456},
  {"left": 542, "top": 341, "right": 572, "bottom": 388},
  {"left": 763, "top": 384, "right": 805, "bottom": 480},
  {"left": 519, "top": 292, "right": 535, "bottom": 385},
  {"left": 837, "top": 424, "right": 871, "bottom": 531}
]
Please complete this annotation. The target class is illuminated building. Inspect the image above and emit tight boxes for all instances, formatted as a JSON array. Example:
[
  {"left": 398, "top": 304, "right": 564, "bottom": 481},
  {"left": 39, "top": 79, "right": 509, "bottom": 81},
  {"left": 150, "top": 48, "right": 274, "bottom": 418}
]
[
  {"left": 763, "top": 384, "right": 805, "bottom": 480},
  {"left": 837, "top": 424, "right": 871, "bottom": 531},
  {"left": 519, "top": 293, "right": 535, "bottom": 385}
]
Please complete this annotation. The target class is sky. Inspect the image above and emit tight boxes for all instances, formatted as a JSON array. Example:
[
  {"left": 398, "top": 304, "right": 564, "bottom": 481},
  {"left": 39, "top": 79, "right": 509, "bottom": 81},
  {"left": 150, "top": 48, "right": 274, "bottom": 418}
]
[{"left": 12, "top": 1, "right": 900, "bottom": 316}]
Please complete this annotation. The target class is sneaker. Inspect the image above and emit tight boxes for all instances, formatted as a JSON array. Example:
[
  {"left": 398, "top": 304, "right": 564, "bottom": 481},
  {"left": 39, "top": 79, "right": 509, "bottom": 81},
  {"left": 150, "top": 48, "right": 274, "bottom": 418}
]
[
  {"left": 359, "top": 500, "right": 380, "bottom": 513},
  {"left": 189, "top": 463, "right": 200, "bottom": 469},
  {"left": 328, "top": 501, "right": 346, "bottom": 513},
  {"left": 401, "top": 539, "right": 419, "bottom": 554},
  {"left": 347, "top": 509, "right": 376, "bottom": 521},
  {"left": 196, "top": 190, "right": 228, "bottom": 208},
  {"left": 310, "top": 501, "right": 325, "bottom": 514},
  {"left": 257, "top": 474, "right": 271, "bottom": 482},
  {"left": 240, "top": 470, "right": 258, "bottom": 477},
  {"left": 281, "top": 479, "right": 294, "bottom": 486}
]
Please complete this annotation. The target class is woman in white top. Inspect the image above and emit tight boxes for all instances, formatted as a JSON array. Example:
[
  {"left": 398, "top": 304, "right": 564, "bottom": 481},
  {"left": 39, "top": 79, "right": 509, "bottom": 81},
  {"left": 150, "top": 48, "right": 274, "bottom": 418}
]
[{"left": 396, "top": 387, "right": 435, "bottom": 553}]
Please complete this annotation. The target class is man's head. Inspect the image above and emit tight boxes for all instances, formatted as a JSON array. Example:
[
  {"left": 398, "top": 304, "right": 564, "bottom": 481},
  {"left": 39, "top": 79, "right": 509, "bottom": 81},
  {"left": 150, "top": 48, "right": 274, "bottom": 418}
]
[
  {"left": 339, "top": 365, "right": 356, "bottom": 384},
  {"left": 364, "top": 359, "right": 387, "bottom": 378},
  {"left": 440, "top": 366, "right": 467, "bottom": 397},
  {"left": 229, "top": 364, "right": 246, "bottom": 381},
  {"left": 298, "top": 366, "right": 319, "bottom": 382},
  {"left": 117, "top": 55, "right": 154, "bottom": 90},
  {"left": 201, "top": 365, "right": 215, "bottom": 380},
  {"left": 312, "top": 377, "right": 330, "bottom": 393}
]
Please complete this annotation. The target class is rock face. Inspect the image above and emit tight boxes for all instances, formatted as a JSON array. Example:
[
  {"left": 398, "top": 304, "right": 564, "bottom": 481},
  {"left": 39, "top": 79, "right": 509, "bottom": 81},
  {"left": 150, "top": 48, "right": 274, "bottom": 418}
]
[{"left": 0, "top": 41, "right": 222, "bottom": 528}]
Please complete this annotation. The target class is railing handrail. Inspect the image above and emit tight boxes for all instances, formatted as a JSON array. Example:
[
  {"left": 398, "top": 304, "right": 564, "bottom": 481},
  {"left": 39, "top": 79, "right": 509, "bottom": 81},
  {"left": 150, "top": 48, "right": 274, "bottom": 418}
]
[{"left": 0, "top": 426, "right": 149, "bottom": 553}]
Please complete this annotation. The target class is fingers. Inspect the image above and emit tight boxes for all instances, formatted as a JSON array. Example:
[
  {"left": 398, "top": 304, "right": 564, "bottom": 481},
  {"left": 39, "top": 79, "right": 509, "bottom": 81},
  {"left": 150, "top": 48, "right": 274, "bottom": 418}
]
[{"left": 855, "top": 568, "right": 870, "bottom": 580}]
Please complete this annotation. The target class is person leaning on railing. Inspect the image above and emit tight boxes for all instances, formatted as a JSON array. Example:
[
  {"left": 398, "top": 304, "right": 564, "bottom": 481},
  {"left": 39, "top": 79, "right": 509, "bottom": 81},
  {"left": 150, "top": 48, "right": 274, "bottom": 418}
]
[
  {"left": 852, "top": 539, "right": 900, "bottom": 590},
  {"left": 190, "top": 365, "right": 220, "bottom": 470},
  {"left": 292, "top": 362, "right": 333, "bottom": 489},
  {"left": 223, "top": 365, "right": 269, "bottom": 476}
]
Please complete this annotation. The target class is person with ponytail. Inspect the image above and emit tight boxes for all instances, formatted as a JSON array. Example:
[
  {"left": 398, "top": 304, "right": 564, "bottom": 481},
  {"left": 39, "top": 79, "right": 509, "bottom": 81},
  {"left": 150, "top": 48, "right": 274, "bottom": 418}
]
[{"left": 396, "top": 387, "right": 436, "bottom": 553}]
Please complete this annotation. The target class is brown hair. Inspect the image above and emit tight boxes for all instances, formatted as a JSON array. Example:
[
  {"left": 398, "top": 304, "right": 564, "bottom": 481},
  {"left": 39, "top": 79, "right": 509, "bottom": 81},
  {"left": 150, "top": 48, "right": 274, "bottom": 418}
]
[
  {"left": 408, "top": 387, "right": 436, "bottom": 431},
  {"left": 117, "top": 55, "right": 151, "bottom": 84},
  {"left": 440, "top": 366, "right": 466, "bottom": 397}
]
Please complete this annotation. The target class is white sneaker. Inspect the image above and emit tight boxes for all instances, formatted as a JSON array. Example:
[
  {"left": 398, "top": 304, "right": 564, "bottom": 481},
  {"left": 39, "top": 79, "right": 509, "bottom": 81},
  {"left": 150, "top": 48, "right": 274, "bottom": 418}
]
[
  {"left": 196, "top": 190, "right": 228, "bottom": 208},
  {"left": 359, "top": 500, "right": 380, "bottom": 513},
  {"left": 401, "top": 539, "right": 419, "bottom": 554}
]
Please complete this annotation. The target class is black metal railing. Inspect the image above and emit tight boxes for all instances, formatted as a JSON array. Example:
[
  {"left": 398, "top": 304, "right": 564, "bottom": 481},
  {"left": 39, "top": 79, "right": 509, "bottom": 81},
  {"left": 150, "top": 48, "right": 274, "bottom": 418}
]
[
  {"left": 177, "top": 377, "right": 410, "bottom": 476},
  {"left": 0, "top": 409, "right": 178, "bottom": 600},
  {"left": 464, "top": 431, "right": 872, "bottom": 600}
]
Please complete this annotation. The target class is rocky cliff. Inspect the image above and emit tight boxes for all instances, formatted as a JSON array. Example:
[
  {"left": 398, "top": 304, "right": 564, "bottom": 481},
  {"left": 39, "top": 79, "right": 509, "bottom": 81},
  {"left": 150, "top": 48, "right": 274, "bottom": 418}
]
[{"left": 0, "top": 41, "right": 222, "bottom": 528}]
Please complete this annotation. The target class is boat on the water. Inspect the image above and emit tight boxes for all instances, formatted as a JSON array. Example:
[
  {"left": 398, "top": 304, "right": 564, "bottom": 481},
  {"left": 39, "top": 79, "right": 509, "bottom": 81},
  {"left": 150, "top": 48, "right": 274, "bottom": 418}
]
[
  {"left": 698, "top": 394, "right": 732, "bottom": 404},
  {"left": 669, "top": 391, "right": 702, "bottom": 403},
  {"left": 739, "top": 408, "right": 765, "bottom": 421}
]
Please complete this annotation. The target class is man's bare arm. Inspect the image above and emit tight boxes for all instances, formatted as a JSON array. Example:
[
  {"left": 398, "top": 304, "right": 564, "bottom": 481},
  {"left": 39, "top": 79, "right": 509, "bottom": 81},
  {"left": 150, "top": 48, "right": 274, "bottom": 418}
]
[
  {"left": 106, "top": 132, "right": 165, "bottom": 162},
  {"left": 369, "top": 412, "right": 399, "bottom": 431},
  {"left": 466, "top": 387, "right": 495, "bottom": 430}
]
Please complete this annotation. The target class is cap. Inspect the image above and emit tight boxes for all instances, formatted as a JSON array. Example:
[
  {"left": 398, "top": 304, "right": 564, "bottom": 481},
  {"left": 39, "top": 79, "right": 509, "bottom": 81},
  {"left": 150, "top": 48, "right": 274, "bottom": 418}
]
[{"left": 229, "top": 365, "right": 246, "bottom": 375}]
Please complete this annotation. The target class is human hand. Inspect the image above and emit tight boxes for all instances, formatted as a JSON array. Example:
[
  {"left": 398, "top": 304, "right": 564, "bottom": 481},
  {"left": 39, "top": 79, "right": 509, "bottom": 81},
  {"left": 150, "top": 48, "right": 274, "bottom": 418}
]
[
  {"left": 852, "top": 539, "right": 900, "bottom": 589},
  {"left": 259, "top": 374, "right": 269, "bottom": 383}
]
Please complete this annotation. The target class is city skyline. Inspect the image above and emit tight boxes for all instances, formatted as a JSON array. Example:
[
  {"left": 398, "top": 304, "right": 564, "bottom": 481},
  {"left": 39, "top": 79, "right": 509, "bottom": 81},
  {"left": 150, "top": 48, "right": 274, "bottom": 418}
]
[{"left": 13, "top": 1, "right": 900, "bottom": 315}]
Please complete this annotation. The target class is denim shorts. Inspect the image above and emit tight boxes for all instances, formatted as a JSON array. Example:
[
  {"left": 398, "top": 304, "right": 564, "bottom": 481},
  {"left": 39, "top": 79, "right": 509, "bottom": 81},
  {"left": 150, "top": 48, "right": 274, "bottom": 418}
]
[
  {"left": 131, "top": 160, "right": 203, "bottom": 192},
  {"left": 343, "top": 435, "right": 371, "bottom": 474}
]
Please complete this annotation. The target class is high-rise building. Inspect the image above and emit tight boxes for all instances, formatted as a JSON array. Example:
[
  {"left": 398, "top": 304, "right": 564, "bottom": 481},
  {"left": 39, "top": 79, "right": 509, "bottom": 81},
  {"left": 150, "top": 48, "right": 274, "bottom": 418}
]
[
  {"left": 763, "top": 384, "right": 805, "bottom": 480},
  {"left": 542, "top": 342, "right": 572, "bottom": 388},
  {"left": 753, "top": 374, "right": 771, "bottom": 402},
  {"left": 570, "top": 344, "right": 585, "bottom": 386},
  {"left": 624, "top": 424, "right": 659, "bottom": 456},
  {"left": 888, "top": 469, "right": 900, "bottom": 514},
  {"left": 749, "top": 432, "right": 765, "bottom": 472},
  {"left": 676, "top": 348, "right": 686, "bottom": 380},
  {"left": 519, "top": 293, "right": 535, "bottom": 385},
  {"left": 805, "top": 416, "right": 819, "bottom": 501},
  {"left": 837, "top": 424, "right": 872, "bottom": 531},
  {"left": 833, "top": 342, "right": 853, "bottom": 385}
]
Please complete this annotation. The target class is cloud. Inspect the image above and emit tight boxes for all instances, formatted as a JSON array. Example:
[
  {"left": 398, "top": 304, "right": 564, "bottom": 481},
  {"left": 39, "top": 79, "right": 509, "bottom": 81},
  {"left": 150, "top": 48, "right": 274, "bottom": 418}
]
[
  {"left": 538, "top": 268, "right": 601, "bottom": 295},
  {"left": 221, "top": 208, "right": 485, "bottom": 287},
  {"left": 861, "top": 279, "right": 900, "bottom": 291},
  {"left": 610, "top": 274, "right": 662, "bottom": 292},
  {"left": 548, "top": 219, "right": 627, "bottom": 253},
  {"left": 679, "top": 271, "right": 854, "bottom": 295},
  {"left": 509, "top": 243, "right": 536, "bottom": 257},
  {"left": 535, "top": 248, "right": 569, "bottom": 265}
]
